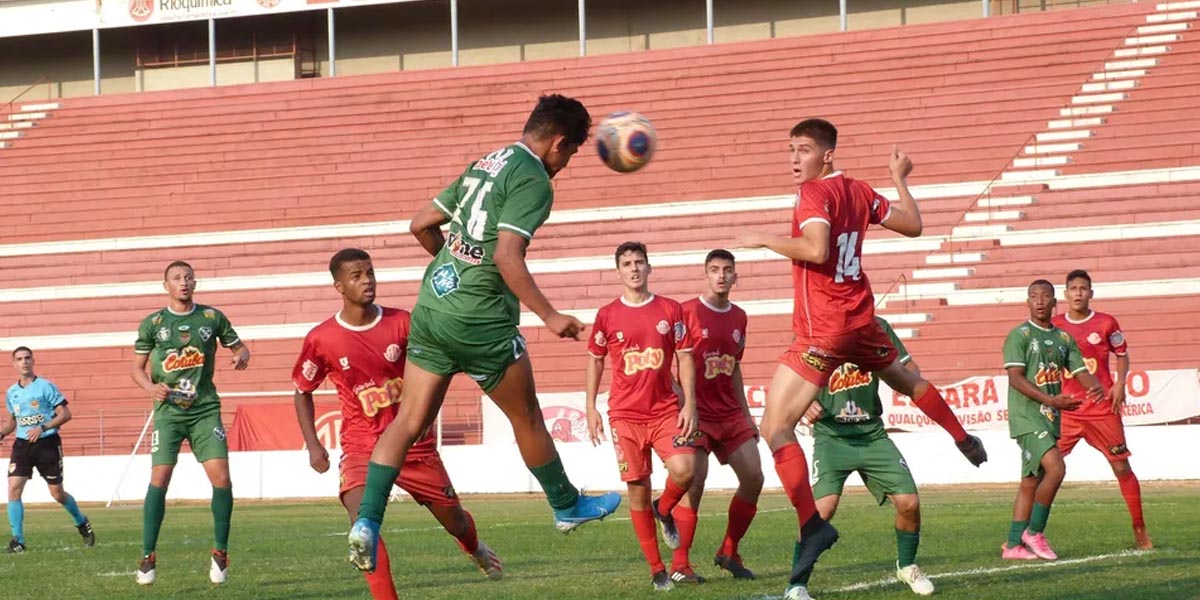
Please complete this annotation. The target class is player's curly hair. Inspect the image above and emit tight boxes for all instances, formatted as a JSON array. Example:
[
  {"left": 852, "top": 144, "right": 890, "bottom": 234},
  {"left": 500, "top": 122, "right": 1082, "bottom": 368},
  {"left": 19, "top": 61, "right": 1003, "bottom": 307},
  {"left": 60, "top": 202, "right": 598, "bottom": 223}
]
[
  {"left": 523, "top": 94, "right": 591, "bottom": 147},
  {"left": 790, "top": 118, "right": 838, "bottom": 149},
  {"left": 329, "top": 248, "right": 372, "bottom": 278}
]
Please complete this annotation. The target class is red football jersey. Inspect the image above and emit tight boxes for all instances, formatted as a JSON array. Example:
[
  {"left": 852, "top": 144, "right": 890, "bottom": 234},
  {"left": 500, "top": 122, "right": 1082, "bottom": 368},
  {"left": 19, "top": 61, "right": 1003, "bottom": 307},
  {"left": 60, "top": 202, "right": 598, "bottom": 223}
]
[
  {"left": 792, "top": 172, "right": 891, "bottom": 338},
  {"left": 1052, "top": 310, "right": 1128, "bottom": 420},
  {"left": 682, "top": 297, "right": 748, "bottom": 422},
  {"left": 588, "top": 294, "right": 695, "bottom": 423},
  {"left": 291, "top": 306, "right": 435, "bottom": 456}
]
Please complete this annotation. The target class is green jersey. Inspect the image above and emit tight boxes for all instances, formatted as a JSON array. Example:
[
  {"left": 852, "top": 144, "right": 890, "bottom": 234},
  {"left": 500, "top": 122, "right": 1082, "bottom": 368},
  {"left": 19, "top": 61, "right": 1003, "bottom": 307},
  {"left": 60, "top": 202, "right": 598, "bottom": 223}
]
[
  {"left": 813, "top": 317, "right": 911, "bottom": 440},
  {"left": 1002, "top": 320, "right": 1086, "bottom": 438},
  {"left": 417, "top": 142, "right": 555, "bottom": 325},
  {"left": 135, "top": 304, "right": 241, "bottom": 413}
]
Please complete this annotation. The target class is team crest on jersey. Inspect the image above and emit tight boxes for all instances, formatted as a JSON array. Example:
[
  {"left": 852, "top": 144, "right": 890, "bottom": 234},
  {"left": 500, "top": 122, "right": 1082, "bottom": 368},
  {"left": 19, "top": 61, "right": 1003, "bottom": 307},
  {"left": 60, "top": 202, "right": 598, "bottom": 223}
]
[
  {"left": 593, "top": 331, "right": 607, "bottom": 347},
  {"left": 179, "top": 331, "right": 191, "bottom": 344},
  {"left": 732, "top": 329, "right": 742, "bottom": 344},
  {"left": 473, "top": 147, "right": 515, "bottom": 177},
  {"left": 656, "top": 320, "right": 670, "bottom": 335},
  {"left": 616, "top": 332, "right": 624, "bottom": 342},
  {"left": 162, "top": 347, "right": 205, "bottom": 372},
  {"left": 1110, "top": 331, "right": 1125, "bottom": 347},
  {"left": 1087, "top": 332, "right": 1102, "bottom": 345},
  {"left": 157, "top": 327, "right": 171, "bottom": 342},
  {"left": 623, "top": 347, "right": 664, "bottom": 375},
  {"left": 446, "top": 232, "right": 486, "bottom": 264},
  {"left": 355, "top": 377, "right": 403, "bottom": 418},
  {"left": 701, "top": 328, "right": 709, "bottom": 339},
  {"left": 152, "top": 315, "right": 163, "bottom": 326},
  {"left": 384, "top": 344, "right": 402, "bottom": 363},
  {"left": 29, "top": 400, "right": 39, "bottom": 409},
  {"left": 204, "top": 309, "right": 216, "bottom": 320},
  {"left": 673, "top": 321, "right": 686, "bottom": 343},
  {"left": 199, "top": 326, "right": 213, "bottom": 342},
  {"left": 301, "top": 359, "right": 319, "bottom": 381},
  {"left": 213, "top": 426, "right": 227, "bottom": 441},
  {"left": 430, "top": 263, "right": 461, "bottom": 298}
]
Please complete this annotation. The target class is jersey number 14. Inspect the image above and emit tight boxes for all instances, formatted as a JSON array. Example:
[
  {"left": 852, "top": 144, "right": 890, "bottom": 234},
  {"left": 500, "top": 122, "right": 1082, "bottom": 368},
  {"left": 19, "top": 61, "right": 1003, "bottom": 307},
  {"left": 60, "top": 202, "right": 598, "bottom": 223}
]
[{"left": 834, "top": 231, "right": 862, "bottom": 283}]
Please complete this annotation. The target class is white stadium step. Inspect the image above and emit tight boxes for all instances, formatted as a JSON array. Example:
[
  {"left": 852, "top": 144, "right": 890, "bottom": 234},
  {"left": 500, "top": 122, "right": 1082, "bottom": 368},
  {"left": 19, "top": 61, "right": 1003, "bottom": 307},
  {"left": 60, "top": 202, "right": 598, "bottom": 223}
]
[
  {"left": 912, "top": 267, "right": 975, "bottom": 280},
  {"left": 8, "top": 112, "right": 45, "bottom": 121},
  {"left": 1013, "top": 156, "right": 1070, "bottom": 168},
  {"left": 926, "top": 252, "right": 986, "bottom": 265},
  {"left": 18, "top": 102, "right": 59, "bottom": 112},
  {"left": 1036, "top": 130, "right": 1092, "bottom": 142},
  {"left": 1156, "top": 1, "right": 1200, "bottom": 9},
  {"left": 951, "top": 224, "right": 1013, "bottom": 237},
  {"left": 878, "top": 313, "right": 933, "bottom": 325},
  {"left": 964, "top": 210, "right": 1023, "bottom": 222},
  {"left": 0, "top": 131, "right": 24, "bottom": 140},
  {"left": 1081, "top": 80, "right": 1137, "bottom": 93},
  {"left": 1047, "top": 117, "right": 1103, "bottom": 129},
  {"left": 1113, "top": 45, "right": 1170, "bottom": 58},
  {"left": 1146, "top": 10, "right": 1197, "bottom": 22},
  {"left": 1092, "top": 69, "right": 1145, "bottom": 81},
  {"left": 976, "top": 196, "right": 1034, "bottom": 208},
  {"left": 1137, "top": 22, "right": 1189, "bottom": 34},
  {"left": 1000, "top": 169, "right": 1059, "bottom": 182},
  {"left": 1060, "top": 105, "right": 1115, "bottom": 116},
  {"left": 1124, "top": 34, "right": 1180, "bottom": 45},
  {"left": 0, "top": 121, "right": 34, "bottom": 131},
  {"left": 1103, "top": 58, "right": 1158, "bottom": 71},
  {"left": 1071, "top": 93, "right": 1127, "bottom": 105}
]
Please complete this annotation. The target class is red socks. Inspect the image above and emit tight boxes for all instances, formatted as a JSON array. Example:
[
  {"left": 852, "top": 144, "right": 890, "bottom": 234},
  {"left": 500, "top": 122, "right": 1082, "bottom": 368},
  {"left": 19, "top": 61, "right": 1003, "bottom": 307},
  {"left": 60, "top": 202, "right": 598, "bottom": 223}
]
[
  {"left": 912, "top": 384, "right": 968, "bottom": 443},
  {"left": 658, "top": 478, "right": 687, "bottom": 516},
  {"left": 1117, "top": 470, "right": 1146, "bottom": 529},
  {"left": 773, "top": 443, "right": 817, "bottom": 525},
  {"left": 364, "top": 536, "right": 399, "bottom": 600},
  {"left": 453, "top": 510, "right": 480, "bottom": 555},
  {"left": 720, "top": 494, "right": 758, "bottom": 556},
  {"left": 671, "top": 505, "right": 698, "bottom": 572},
  {"left": 630, "top": 508, "right": 665, "bottom": 573}
]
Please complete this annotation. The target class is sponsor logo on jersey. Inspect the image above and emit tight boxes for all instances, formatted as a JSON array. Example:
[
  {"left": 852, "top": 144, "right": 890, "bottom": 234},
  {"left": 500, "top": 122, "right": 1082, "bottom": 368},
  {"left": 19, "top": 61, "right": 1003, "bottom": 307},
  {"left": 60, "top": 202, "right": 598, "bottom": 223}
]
[
  {"left": 801, "top": 349, "right": 829, "bottom": 373},
  {"left": 162, "top": 347, "right": 205, "bottom": 372},
  {"left": 828, "top": 363, "right": 873, "bottom": 395},
  {"left": 204, "top": 309, "right": 216, "bottom": 320},
  {"left": 430, "top": 263, "right": 461, "bottom": 298},
  {"left": 384, "top": 344, "right": 402, "bottom": 363},
  {"left": 29, "top": 400, "right": 38, "bottom": 409},
  {"left": 199, "top": 326, "right": 213, "bottom": 342},
  {"left": 473, "top": 147, "right": 515, "bottom": 177},
  {"left": 152, "top": 314, "right": 163, "bottom": 326},
  {"left": 622, "top": 347, "right": 664, "bottom": 375},
  {"left": 1039, "top": 405, "right": 1059, "bottom": 423},
  {"left": 339, "top": 357, "right": 350, "bottom": 370},
  {"left": 673, "top": 320, "right": 686, "bottom": 343},
  {"left": 656, "top": 320, "right": 670, "bottom": 335},
  {"left": 618, "top": 461, "right": 629, "bottom": 473},
  {"left": 1044, "top": 339, "right": 1054, "bottom": 347},
  {"left": 157, "top": 327, "right": 171, "bottom": 341},
  {"left": 1080, "top": 357, "right": 1098, "bottom": 376},
  {"left": 446, "top": 232, "right": 486, "bottom": 265},
  {"left": 704, "top": 354, "right": 735, "bottom": 379},
  {"left": 1087, "top": 332, "right": 1102, "bottom": 345},
  {"left": 1019, "top": 326, "right": 1030, "bottom": 337},
  {"left": 16, "top": 414, "right": 45, "bottom": 427},
  {"left": 179, "top": 331, "right": 191, "bottom": 344},
  {"left": 1057, "top": 331, "right": 1071, "bottom": 343},
  {"left": 213, "top": 426, "right": 227, "bottom": 441},
  {"left": 1108, "top": 443, "right": 1128, "bottom": 456},
  {"left": 672, "top": 430, "right": 703, "bottom": 448},
  {"left": 355, "top": 376, "right": 403, "bottom": 418},
  {"left": 1034, "top": 364, "right": 1063, "bottom": 387},
  {"left": 833, "top": 399, "right": 872, "bottom": 423},
  {"left": 301, "top": 359, "right": 319, "bottom": 381}
]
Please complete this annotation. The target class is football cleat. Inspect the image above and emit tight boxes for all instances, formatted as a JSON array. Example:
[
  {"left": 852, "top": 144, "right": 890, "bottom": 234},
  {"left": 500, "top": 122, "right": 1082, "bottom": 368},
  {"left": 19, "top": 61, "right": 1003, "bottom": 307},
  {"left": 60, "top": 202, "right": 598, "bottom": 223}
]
[
  {"left": 77, "top": 519, "right": 95, "bottom": 547},
  {"left": 714, "top": 553, "right": 755, "bottom": 579},
  {"left": 1021, "top": 531, "right": 1058, "bottom": 560},
  {"left": 896, "top": 562, "right": 935, "bottom": 596},
  {"left": 7, "top": 538, "right": 25, "bottom": 553},
  {"left": 669, "top": 566, "right": 706, "bottom": 585},
  {"left": 956, "top": 435, "right": 988, "bottom": 467},
  {"left": 790, "top": 519, "right": 839, "bottom": 585},
  {"left": 651, "top": 570, "right": 674, "bottom": 591},
  {"left": 1001, "top": 542, "right": 1038, "bottom": 561},
  {"left": 553, "top": 492, "right": 622, "bottom": 533},
  {"left": 210, "top": 549, "right": 228, "bottom": 584},
  {"left": 652, "top": 497, "right": 680, "bottom": 550},
  {"left": 784, "top": 584, "right": 816, "bottom": 600},
  {"left": 348, "top": 518, "right": 381, "bottom": 572},
  {"left": 471, "top": 541, "right": 503, "bottom": 581},
  {"left": 136, "top": 553, "right": 157, "bottom": 586},
  {"left": 1133, "top": 526, "right": 1153, "bottom": 550}
]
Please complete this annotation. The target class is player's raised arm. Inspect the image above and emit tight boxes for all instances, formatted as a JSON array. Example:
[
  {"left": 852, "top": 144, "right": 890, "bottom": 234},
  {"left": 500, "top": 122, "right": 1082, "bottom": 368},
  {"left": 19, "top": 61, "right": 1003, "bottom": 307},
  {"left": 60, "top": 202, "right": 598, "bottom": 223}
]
[
  {"left": 879, "top": 146, "right": 924, "bottom": 238},
  {"left": 292, "top": 390, "right": 330, "bottom": 473},
  {"left": 735, "top": 222, "right": 831, "bottom": 264},
  {"left": 495, "top": 231, "right": 583, "bottom": 339}
]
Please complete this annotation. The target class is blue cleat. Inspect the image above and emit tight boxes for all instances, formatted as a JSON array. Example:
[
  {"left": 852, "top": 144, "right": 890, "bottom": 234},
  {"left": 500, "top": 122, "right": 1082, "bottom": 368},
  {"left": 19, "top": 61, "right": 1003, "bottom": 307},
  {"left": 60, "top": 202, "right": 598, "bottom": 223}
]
[
  {"left": 553, "top": 491, "right": 622, "bottom": 533},
  {"left": 347, "top": 518, "right": 381, "bottom": 572}
]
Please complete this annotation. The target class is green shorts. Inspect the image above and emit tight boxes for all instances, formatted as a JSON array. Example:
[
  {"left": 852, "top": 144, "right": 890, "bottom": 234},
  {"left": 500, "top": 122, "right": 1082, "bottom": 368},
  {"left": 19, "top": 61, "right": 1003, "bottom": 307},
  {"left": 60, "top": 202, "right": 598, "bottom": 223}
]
[
  {"left": 812, "top": 432, "right": 917, "bottom": 505},
  {"left": 151, "top": 405, "right": 229, "bottom": 466},
  {"left": 1015, "top": 430, "right": 1057, "bottom": 478},
  {"left": 407, "top": 304, "right": 527, "bottom": 393}
]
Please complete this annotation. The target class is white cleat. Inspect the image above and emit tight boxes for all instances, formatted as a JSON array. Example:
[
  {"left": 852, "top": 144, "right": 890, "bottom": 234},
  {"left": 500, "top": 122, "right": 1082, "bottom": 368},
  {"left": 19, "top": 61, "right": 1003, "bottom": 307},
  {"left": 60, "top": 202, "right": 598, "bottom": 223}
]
[
  {"left": 897, "top": 562, "right": 935, "bottom": 596},
  {"left": 785, "top": 584, "right": 816, "bottom": 600},
  {"left": 210, "top": 550, "right": 229, "bottom": 584},
  {"left": 471, "top": 541, "right": 503, "bottom": 581},
  {"left": 136, "top": 553, "right": 156, "bottom": 586}
]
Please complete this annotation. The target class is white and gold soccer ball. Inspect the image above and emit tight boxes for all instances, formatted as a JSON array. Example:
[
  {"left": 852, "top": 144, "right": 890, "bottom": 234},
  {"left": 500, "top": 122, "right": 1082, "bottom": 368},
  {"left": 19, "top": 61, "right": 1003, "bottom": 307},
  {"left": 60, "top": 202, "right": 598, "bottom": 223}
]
[{"left": 595, "top": 111, "right": 657, "bottom": 173}]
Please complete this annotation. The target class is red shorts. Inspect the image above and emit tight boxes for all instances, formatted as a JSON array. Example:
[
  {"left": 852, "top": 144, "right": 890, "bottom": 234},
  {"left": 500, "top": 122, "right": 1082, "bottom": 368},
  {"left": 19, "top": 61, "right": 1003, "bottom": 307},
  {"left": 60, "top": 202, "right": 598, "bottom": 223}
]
[
  {"left": 695, "top": 415, "right": 759, "bottom": 465},
  {"left": 340, "top": 451, "right": 460, "bottom": 507},
  {"left": 1058, "top": 415, "right": 1131, "bottom": 462},
  {"left": 610, "top": 413, "right": 697, "bottom": 482},
  {"left": 783, "top": 322, "right": 898, "bottom": 387}
]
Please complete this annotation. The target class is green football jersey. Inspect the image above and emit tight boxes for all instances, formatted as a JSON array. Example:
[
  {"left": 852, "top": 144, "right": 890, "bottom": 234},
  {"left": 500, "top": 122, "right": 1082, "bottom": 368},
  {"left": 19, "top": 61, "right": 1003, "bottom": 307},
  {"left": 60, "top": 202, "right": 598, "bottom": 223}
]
[
  {"left": 813, "top": 317, "right": 911, "bottom": 440},
  {"left": 417, "top": 142, "right": 554, "bottom": 325},
  {"left": 1002, "top": 320, "right": 1086, "bottom": 439},
  {"left": 134, "top": 304, "right": 240, "bottom": 412}
]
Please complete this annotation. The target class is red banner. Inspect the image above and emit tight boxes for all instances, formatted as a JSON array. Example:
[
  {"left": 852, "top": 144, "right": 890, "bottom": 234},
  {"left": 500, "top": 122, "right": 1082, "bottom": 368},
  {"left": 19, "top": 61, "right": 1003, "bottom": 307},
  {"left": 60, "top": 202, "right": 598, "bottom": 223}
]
[{"left": 228, "top": 403, "right": 341, "bottom": 451}]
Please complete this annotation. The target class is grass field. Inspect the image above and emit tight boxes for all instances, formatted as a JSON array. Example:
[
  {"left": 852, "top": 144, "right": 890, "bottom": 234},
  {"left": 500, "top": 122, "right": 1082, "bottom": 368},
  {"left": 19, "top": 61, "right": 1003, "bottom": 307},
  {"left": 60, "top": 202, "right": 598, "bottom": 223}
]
[{"left": 2, "top": 482, "right": 1198, "bottom": 600}]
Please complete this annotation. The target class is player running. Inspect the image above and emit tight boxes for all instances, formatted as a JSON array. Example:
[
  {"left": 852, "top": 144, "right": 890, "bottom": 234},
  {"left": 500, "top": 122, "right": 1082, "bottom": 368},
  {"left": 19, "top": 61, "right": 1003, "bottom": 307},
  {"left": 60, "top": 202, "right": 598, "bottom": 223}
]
[
  {"left": 585, "top": 242, "right": 700, "bottom": 591},
  {"left": 679, "top": 249, "right": 763, "bottom": 581},
  {"left": 1051, "top": 269, "right": 1150, "bottom": 549},
  {"left": 349, "top": 95, "right": 621, "bottom": 572},
  {"left": 797, "top": 317, "right": 934, "bottom": 597},
  {"left": 1001, "top": 279, "right": 1103, "bottom": 561},
  {"left": 3, "top": 347, "right": 94, "bottom": 553},
  {"left": 294, "top": 249, "right": 501, "bottom": 599},
  {"left": 734, "top": 118, "right": 987, "bottom": 599},
  {"left": 131, "top": 260, "right": 251, "bottom": 586}
]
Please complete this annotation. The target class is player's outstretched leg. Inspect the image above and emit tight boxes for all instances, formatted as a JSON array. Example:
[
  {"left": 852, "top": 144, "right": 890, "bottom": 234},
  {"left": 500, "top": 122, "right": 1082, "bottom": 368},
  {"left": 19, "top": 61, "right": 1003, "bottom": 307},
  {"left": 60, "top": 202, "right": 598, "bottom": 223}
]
[
  {"left": 487, "top": 355, "right": 620, "bottom": 531},
  {"left": 340, "top": 487, "right": 399, "bottom": 599},
  {"left": 48, "top": 484, "right": 93, "bottom": 547},
  {"left": 760, "top": 364, "right": 838, "bottom": 592},
  {"left": 877, "top": 361, "right": 986, "bottom": 466},
  {"left": 429, "top": 506, "right": 503, "bottom": 581},
  {"left": 662, "top": 455, "right": 701, "bottom": 585},
  {"left": 653, "top": 475, "right": 687, "bottom": 550}
]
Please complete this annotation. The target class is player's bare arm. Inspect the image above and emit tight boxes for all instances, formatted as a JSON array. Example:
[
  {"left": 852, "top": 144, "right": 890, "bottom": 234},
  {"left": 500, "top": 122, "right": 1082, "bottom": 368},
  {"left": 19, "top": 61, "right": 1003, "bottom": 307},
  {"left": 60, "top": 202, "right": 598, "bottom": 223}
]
[
  {"left": 495, "top": 230, "right": 584, "bottom": 339},
  {"left": 293, "top": 390, "right": 330, "bottom": 473},
  {"left": 1074, "top": 368, "right": 1105, "bottom": 403},
  {"left": 227, "top": 341, "right": 251, "bottom": 370},
  {"left": 1006, "top": 366, "right": 1081, "bottom": 411},
  {"left": 131, "top": 353, "right": 170, "bottom": 401},
  {"left": 0, "top": 412, "right": 13, "bottom": 440},
  {"left": 584, "top": 354, "right": 606, "bottom": 446},
  {"left": 25, "top": 404, "right": 70, "bottom": 442},
  {"left": 880, "top": 146, "right": 923, "bottom": 237},
  {"left": 410, "top": 202, "right": 451, "bottom": 257},
  {"left": 735, "top": 221, "right": 831, "bottom": 263},
  {"left": 1111, "top": 352, "right": 1130, "bottom": 412},
  {"left": 675, "top": 349, "right": 699, "bottom": 437},
  {"left": 731, "top": 363, "right": 755, "bottom": 426}
]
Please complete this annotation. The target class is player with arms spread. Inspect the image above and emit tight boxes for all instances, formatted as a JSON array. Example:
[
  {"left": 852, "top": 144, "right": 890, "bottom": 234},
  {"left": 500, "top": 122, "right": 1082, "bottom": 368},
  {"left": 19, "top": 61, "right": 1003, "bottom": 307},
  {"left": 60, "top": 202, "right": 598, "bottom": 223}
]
[
  {"left": 735, "top": 118, "right": 986, "bottom": 599},
  {"left": 585, "top": 242, "right": 700, "bottom": 590},
  {"left": 294, "top": 249, "right": 501, "bottom": 599},
  {"left": 1051, "top": 269, "right": 1150, "bottom": 549},
  {"left": 348, "top": 95, "right": 621, "bottom": 572},
  {"left": 679, "top": 249, "right": 764, "bottom": 581},
  {"left": 1000, "top": 280, "right": 1102, "bottom": 561},
  {"left": 131, "top": 260, "right": 251, "bottom": 586}
]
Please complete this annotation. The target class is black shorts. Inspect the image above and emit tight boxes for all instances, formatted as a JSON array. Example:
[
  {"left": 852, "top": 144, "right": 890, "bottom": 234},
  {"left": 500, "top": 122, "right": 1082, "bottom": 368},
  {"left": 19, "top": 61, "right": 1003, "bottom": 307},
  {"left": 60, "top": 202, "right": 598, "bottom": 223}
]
[{"left": 8, "top": 434, "right": 63, "bottom": 483}]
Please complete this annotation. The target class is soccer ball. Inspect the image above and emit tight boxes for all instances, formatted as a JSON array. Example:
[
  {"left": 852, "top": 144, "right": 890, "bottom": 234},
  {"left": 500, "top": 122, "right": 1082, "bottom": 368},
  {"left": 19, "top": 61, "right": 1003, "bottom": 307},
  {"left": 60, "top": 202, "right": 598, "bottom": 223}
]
[{"left": 595, "top": 111, "right": 656, "bottom": 173}]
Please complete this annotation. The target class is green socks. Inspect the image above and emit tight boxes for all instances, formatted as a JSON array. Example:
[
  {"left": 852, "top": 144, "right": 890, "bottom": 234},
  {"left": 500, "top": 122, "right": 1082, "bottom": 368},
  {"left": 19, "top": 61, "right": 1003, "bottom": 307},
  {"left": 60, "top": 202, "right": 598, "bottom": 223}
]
[
  {"left": 357, "top": 462, "right": 400, "bottom": 523},
  {"left": 529, "top": 455, "right": 579, "bottom": 511},
  {"left": 1028, "top": 502, "right": 1051, "bottom": 534},
  {"left": 1007, "top": 519, "right": 1029, "bottom": 547},
  {"left": 212, "top": 486, "right": 233, "bottom": 552},
  {"left": 143, "top": 485, "right": 168, "bottom": 556},
  {"left": 896, "top": 528, "right": 920, "bottom": 567}
]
